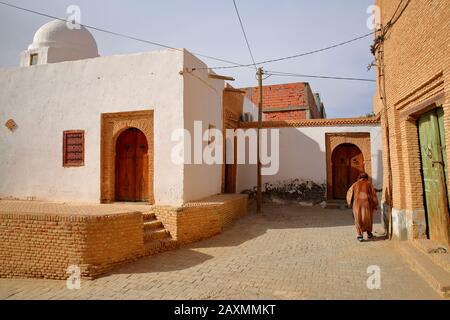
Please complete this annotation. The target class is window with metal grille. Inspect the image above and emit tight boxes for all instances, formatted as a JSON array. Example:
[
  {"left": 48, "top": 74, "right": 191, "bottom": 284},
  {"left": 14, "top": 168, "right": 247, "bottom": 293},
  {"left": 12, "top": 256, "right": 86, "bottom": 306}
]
[{"left": 63, "top": 130, "right": 85, "bottom": 167}]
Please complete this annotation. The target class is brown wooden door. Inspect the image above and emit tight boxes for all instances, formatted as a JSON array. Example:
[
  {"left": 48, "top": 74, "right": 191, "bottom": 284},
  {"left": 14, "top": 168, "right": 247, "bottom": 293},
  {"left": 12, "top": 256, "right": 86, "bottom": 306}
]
[
  {"left": 332, "top": 144, "right": 365, "bottom": 199},
  {"left": 224, "top": 137, "right": 237, "bottom": 194},
  {"left": 115, "top": 128, "right": 149, "bottom": 202}
]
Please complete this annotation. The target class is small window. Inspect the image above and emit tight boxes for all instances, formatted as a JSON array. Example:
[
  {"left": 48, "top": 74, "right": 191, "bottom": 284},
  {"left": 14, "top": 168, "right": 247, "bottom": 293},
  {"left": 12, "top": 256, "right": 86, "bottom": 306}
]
[
  {"left": 30, "top": 54, "right": 38, "bottom": 66},
  {"left": 63, "top": 130, "right": 85, "bottom": 167}
]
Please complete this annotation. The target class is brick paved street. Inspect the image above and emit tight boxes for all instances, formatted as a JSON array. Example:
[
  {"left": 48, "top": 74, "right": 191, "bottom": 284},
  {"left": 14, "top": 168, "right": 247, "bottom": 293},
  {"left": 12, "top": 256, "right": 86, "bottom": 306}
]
[{"left": 0, "top": 203, "right": 441, "bottom": 300}]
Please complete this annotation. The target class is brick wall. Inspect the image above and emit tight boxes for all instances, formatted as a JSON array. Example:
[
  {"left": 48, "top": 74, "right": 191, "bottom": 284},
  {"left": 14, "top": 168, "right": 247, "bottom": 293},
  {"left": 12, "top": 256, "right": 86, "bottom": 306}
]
[
  {"left": 0, "top": 195, "right": 248, "bottom": 280},
  {"left": 0, "top": 212, "right": 144, "bottom": 280},
  {"left": 265, "top": 110, "right": 307, "bottom": 121},
  {"left": 375, "top": 0, "right": 450, "bottom": 241},
  {"left": 154, "top": 195, "right": 248, "bottom": 245},
  {"left": 242, "top": 82, "right": 322, "bottom": 121}
]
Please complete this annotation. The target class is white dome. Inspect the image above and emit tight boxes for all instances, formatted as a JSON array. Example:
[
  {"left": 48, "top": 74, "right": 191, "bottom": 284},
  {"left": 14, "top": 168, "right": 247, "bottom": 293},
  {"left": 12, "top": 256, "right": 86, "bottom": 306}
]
[{"left": 28, "top": 19, "right": 99, "bottom": 58}]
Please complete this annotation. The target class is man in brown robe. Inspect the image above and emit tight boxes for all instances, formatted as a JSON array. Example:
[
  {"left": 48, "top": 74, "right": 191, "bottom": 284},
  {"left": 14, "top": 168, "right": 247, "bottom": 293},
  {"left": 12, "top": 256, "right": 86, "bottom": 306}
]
[{"left": 346, "top": 172, "right": 379, "bottom": 242}]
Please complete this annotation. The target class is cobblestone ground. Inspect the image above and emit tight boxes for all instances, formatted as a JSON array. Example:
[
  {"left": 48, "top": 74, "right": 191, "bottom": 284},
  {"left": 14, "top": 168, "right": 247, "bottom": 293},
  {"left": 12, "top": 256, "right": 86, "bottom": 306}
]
[{"left": 0, "top": 203, "right": 441, "bottom": 300}]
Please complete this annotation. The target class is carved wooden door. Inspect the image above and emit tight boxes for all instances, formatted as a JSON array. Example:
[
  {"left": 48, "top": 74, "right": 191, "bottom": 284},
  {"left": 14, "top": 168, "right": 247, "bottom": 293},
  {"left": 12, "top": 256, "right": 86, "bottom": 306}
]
[{"left": 115, "top": 128, "right": 149, "bottom": 202}]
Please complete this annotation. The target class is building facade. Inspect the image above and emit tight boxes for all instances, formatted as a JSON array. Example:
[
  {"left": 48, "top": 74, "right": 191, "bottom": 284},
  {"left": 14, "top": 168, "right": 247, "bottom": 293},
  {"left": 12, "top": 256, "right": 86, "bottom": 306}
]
[
  {"left": 374, "top": 0, "right": 450, "bottom": 246},
  {"left": 0, "top": 20, "right": 225, "bottom": 206},
  {"left": 236, "top": 118, "right": 383, "bottom": 204},
  {"left": 241, "top": 82, "right": 326, "bottom": 121}
]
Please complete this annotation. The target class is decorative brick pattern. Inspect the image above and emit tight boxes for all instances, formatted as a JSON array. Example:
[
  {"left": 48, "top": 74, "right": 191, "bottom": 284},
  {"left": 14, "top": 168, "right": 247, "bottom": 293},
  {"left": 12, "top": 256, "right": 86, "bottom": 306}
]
[
  {"left": 239, "top": 116, "right": 380, "bottom": 129},
  {"left": 100, "top": 110, "right": 154, "bottom": 204},
  {"left": 325, "top": 133, "right": 372, "bottom": 199}
]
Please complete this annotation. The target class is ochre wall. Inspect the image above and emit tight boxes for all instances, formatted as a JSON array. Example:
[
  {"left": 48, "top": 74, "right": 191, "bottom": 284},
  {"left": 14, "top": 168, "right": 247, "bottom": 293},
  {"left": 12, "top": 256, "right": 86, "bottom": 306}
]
[
  {"left": 0, "top": 211, "right": 144, "bottom": 280},
  {"left": 375, "top": 0, "right": 450, "bottom": 240},
  {"left": 154, "top": 195, "right": 248, "bottom": 245}
]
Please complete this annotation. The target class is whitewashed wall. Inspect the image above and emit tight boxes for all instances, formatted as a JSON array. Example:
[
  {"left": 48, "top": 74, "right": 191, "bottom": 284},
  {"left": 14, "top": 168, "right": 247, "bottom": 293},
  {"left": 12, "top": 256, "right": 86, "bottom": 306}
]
[
  {"left": 237, "top": 125, "right": 383, "bottom": 194},
  {"left": 0, "top": 49, "right": 186, "bottom": 205},
  {"left": 182, "top": 51, "right": 224, "bottom": 202}
]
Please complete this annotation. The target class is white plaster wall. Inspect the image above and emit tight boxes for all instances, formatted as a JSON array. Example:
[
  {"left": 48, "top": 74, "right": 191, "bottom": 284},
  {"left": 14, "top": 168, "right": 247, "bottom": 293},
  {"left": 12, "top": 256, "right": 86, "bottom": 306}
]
[
  {"left": 237, "top": 125, "right": 383, "bottom": 193},
  {"left": 182, "top": 51, "right": 224, "bottom": 202},
  {"left": 0, "top": 49, "right": 185, "bottom": 205},
  {"left": 242, "top": 96, "right": 262, "bottom": 121}
]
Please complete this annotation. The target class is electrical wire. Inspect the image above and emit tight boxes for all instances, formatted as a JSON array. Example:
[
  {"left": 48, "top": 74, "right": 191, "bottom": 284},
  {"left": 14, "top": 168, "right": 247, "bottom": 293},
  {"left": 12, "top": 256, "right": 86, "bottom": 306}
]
[
  {"left": 265, "top": 70, "right": 376, "bottom": 82},
  {"left": 195, "top": 31, "right": 375, "bottom": 70},
  {"left": 232, "top": 0, "right": 257, "bottom": 70},
  {"left": 0, "top": 0, "right": 246, "bottom": 67}
]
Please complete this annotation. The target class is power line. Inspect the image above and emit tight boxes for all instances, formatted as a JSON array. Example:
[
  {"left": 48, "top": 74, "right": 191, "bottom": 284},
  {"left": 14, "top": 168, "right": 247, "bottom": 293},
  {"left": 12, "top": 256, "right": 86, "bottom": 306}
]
[
  {"left": 265, "top": 70, "right": 376, "bottom": 82},
  {"left": 1, "top": 0, "right": 378, "bottom": 79},
  {"left": 232, "top": 0, "right": 257, "bottom": 70},
  {"left": 195, "top": 31, "right": 374, "bottom": 70},
  {"left": 0, "top": 1, "right": 246, "bottom": 67}
]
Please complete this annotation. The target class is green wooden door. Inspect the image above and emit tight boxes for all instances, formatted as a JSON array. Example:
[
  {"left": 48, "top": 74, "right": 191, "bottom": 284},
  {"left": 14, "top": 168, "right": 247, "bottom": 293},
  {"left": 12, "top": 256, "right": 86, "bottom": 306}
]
[{"left": 418, "top": 107, "right": 450, "bottom": 246}]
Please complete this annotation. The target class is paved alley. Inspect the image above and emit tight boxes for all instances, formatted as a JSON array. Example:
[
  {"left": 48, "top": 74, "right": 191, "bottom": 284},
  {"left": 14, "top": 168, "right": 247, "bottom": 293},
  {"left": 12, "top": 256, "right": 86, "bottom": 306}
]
[{"left": 0, "top": 203, "right": 441, "bottom": 300}]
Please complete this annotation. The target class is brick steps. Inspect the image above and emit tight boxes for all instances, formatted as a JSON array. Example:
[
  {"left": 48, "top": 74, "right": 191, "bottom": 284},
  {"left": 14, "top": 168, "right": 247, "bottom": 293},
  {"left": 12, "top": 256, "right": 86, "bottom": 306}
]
[
  {"left": 144, "top": 228, "right": 170, "bottom": 242},
  {"left": 141, "top": 211, "right": 178, "bottom": 257},
  {"left": 397, "top": 242, "right": 450, "bottom": 298},
  {"left": 144, "top": 220, "right": 163, "bottom": 231},
  {"left": 143, "top": 212, "right": 156, "bottom": 222}
]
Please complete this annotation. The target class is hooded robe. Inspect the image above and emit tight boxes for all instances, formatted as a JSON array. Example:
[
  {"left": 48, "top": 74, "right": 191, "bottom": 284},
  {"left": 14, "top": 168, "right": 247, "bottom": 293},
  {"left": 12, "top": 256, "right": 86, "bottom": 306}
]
[{"left": 346, "top": 178, "right": 379, "bottom": 236}]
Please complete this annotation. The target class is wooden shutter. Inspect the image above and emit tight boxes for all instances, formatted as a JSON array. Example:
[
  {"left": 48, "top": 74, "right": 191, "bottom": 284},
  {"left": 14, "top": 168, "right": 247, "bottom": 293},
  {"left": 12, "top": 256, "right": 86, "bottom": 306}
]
[{"left": 63, "top": 130, "right": 85, "bottom": 167}]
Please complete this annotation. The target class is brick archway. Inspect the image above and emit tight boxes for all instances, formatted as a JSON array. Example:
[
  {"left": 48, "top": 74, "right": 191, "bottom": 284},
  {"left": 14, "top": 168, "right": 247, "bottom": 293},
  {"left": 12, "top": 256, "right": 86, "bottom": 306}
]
[
  {"left": 326, "top": 133, "right": 372, "bottom": 200},
  {"left": 101, "top": 110, "right": 154, "bottom": 204}
]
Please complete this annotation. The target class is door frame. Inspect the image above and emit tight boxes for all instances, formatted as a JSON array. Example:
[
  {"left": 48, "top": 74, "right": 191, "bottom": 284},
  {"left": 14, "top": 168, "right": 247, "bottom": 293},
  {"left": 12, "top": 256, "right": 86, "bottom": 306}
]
[
  {"left": 115, "top": 127, "right": 149, "bottom": 202},
  {"left": 326, "top": 133, "right": 372, "bottom": 200},
  {"left": 100, "top": 110, "right": 154, "bottom": 204},
  {"left": 331, "top": 143, "right": 365, "bottom": 199}
]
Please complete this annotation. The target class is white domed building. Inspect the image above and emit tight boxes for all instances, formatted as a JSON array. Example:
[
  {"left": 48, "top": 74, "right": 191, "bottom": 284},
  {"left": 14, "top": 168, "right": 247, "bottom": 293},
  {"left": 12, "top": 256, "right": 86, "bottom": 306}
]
[
  {"left": 2, "top": 19, "right": 231, "bottom": 206},
  {"left": 20, "top": 19, "right": 99, "bottom": 66}
]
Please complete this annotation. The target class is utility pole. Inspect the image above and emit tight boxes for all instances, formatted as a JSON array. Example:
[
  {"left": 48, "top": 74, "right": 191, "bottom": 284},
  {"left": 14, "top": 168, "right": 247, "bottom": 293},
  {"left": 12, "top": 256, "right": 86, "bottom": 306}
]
[{"left": 257, "top": 67, "right": 263, "bottom": 214}]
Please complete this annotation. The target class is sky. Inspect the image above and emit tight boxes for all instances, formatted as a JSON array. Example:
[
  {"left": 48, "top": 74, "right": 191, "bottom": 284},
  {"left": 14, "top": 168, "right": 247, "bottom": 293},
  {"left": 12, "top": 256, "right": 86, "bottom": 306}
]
[{"left": 0, "top": 0, "right": 377, "bottom": 118}]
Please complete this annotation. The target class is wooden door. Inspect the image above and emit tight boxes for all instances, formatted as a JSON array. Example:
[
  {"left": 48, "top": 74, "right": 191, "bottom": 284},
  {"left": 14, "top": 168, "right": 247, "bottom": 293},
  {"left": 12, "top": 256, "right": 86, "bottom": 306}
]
[
  {"left": 418, "top": 108, "right": 450, "bottom": 246},
  {"left": 115, "top": 128, "right": 149, "bottom": 202},
  {"left": 332, "top": 144, "right": 365, "bottom": 199},
  {"left": 224, "top": 137, "right": 237, "bottom": 194}
]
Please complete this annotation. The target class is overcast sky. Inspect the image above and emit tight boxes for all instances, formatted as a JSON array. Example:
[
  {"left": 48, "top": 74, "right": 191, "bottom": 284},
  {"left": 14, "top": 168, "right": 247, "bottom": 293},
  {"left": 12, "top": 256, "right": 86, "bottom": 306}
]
[{"left": 0, "top": 0, "right": 376, "bottom": 118}]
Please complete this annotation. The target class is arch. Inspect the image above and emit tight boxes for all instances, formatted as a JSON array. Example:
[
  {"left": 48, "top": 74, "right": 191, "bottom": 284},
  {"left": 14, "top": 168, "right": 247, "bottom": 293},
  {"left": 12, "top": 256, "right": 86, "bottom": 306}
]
[
  {"left": 115, "top": 128, "right": 149, "bottom": 202},
  {"left": 101, "top": 110, "right": 154, "bottom": 203},
  {"left": 331, "top": 144, "right": 365, "bottom": 199},
  {"left": 326, "top": 133, "right": 372, "bottom": 200}
]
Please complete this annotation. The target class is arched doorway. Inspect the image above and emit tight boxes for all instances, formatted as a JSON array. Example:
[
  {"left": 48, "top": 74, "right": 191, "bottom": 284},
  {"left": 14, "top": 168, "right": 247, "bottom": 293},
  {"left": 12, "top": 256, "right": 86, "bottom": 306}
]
[
  {"left": 115, "top": 128, "right": 149, "bottom": 202},
  {"left": 332, "top": 143, "right": 365, "bottom": 199}
]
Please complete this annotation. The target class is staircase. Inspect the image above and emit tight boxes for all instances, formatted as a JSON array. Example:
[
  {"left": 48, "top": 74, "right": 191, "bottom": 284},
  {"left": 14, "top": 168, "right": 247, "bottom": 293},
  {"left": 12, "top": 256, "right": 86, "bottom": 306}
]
[{"left": 142, "top": 212, "right": 177, "bottom": 256}]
